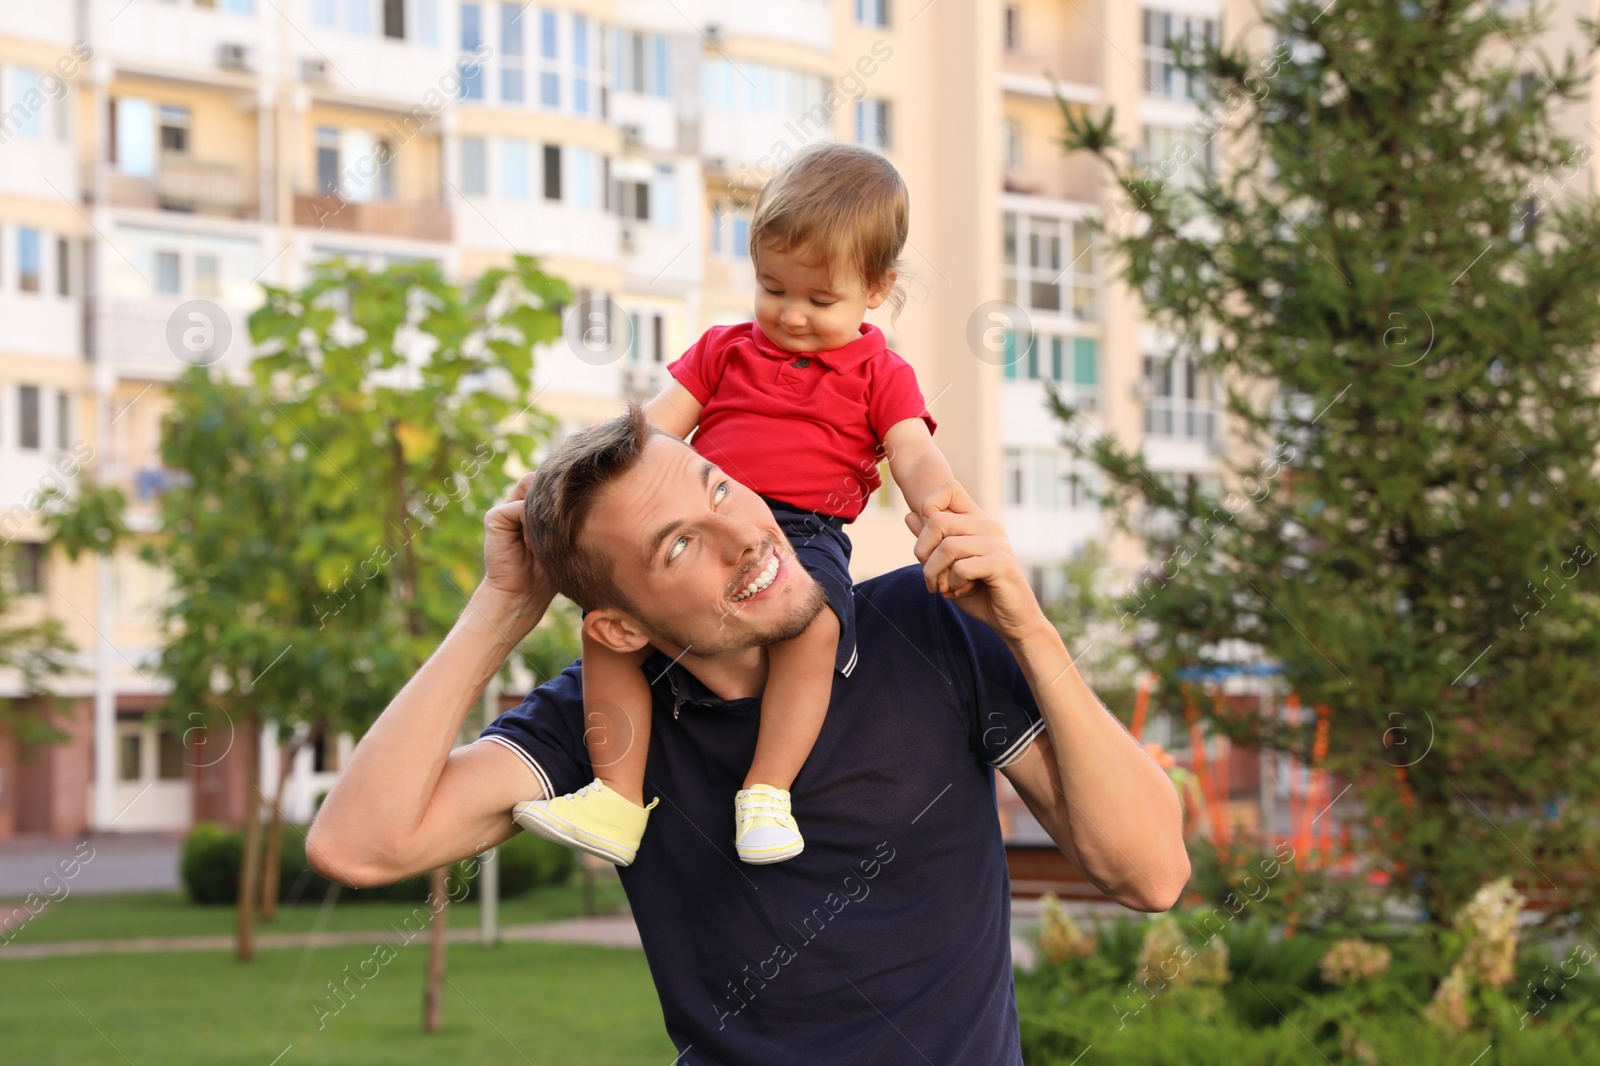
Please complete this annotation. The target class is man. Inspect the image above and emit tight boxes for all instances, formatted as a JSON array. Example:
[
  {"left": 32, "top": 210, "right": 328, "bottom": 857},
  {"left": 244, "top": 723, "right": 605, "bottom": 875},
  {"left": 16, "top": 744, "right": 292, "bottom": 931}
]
[{"left": 308, "top": 406, "right": 1188, "bottom": 1064}]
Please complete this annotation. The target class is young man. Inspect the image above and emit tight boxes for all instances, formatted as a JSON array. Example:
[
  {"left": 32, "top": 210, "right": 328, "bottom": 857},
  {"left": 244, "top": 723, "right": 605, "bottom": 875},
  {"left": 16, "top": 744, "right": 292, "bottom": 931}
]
[{"left": 307, "top": 405, "right": 1188, "bottom": 1064}]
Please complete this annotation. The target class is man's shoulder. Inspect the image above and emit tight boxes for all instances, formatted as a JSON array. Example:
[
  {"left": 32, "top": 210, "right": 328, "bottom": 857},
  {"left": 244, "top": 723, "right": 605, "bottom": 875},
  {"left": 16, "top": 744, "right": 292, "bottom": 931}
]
[{"left": 854, "top": 564, "right": 958, "bottom": 640}]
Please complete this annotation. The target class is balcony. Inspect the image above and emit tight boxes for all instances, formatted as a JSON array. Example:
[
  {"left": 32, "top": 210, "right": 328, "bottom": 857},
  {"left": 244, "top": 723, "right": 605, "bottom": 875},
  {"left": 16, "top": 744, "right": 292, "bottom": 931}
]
[
  {"left": 103, "top": 153, "right": 257, "bottom": 218},
  {"left": 293, "top": 193, "right": 452, "bottom": 242}
]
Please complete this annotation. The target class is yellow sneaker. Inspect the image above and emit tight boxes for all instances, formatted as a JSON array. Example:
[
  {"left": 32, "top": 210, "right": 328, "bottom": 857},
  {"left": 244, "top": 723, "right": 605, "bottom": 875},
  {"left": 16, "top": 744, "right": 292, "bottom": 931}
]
[
  {"left": 513, "top": 779, "right": 659, "bottom": 866},
  {"left": 734, "top": 784, "right": 804, "bottom": 864}
]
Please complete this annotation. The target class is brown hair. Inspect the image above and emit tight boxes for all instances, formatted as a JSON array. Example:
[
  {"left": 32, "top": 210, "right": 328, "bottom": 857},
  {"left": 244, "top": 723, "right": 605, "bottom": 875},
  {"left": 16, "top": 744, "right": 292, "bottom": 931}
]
[
  {"left": 523, "top": 404, "right": 666, "bottom": 613},
  {"left": 749, "top": 143, "right": 909, "bottom": 315}
]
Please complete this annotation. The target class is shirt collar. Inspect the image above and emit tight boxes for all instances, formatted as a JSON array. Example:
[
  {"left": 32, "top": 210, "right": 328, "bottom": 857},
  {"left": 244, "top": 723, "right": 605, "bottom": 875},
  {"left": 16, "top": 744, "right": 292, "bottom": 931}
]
[
  {"left": 642, "top": 649, "right": 760, "bottom": 715},
  {"left": 750, "top": 321, "right": 885, "bottom": 373}
]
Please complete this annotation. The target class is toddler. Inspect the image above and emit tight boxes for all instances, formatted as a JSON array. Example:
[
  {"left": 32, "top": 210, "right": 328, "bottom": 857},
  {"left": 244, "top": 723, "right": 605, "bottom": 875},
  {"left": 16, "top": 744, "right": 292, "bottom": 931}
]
[{"left": 514, "top": 143, "right": 961, "bottom": 866}]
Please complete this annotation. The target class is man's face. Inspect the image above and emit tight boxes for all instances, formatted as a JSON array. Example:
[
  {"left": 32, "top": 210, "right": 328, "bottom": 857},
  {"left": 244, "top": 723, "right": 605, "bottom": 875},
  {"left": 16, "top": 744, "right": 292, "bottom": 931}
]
[{"left": 585, "top": 434, "right": 826, "bottom": 655}]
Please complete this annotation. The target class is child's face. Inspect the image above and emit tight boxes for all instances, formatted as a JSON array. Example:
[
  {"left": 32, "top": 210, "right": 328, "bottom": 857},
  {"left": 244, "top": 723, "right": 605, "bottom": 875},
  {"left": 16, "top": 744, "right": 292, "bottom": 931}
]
[{"left": 753, "top": 241, "right": 894, "bottom": 353}]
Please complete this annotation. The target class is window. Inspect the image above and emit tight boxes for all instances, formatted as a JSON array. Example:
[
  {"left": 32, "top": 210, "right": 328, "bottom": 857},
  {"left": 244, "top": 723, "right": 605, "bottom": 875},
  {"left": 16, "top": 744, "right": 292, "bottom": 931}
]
[
  {"left": 616, "top": 30, "right": 671, "bottom": 98},
  {"left": 375, "top": 141, "right": 394, "bottom": 199},
  {"left": 56, "top": 391, "right": 69, "bottom": 449},
  {"left": 500, "top": 2, "right": 525, "bottom": 103},
  {"left": 18, "top": 386, "right": 39, "bottom": 449},
  {"left": 461, "top": 137, "right": 487, "bottom": 195},
  {"left": 542, "top": 144, "right": 562, "bottom": 200},
  {"left": 1142, "top": 8, "right": 1217, "bottom": 101},
  {"left": 1003, "top": 4, "right": 1020, "bottom": 51},
  {"left": 1143, "top": 354, "right": 1216, "bottom": 440},
  {"left": 502, "top": 140, "right": 529, "bottom": 198},
  {"left": 315, "top": 127, "right": 340, "bottom": 194},
  {"left": 7, "top": 69, "right": 42, "bottom": 140},
  {"left": 653, "top": 165, "right": 677, "bottom": 226},
  {"left": 1001, "top": 332, "right": 1097, "bottom": 402},
  {"left": 856, "top": 0, "right": 889, "bottom": 28},
  {"left": 155, "top": 250, "right": 181, "bottom": 295},
  {"left": 112, "top": 97, "right": 155, "bottom": 176},
  {"left": 383, "top": 0, "right": 405, "bottom": 39},
  {"left": 618, "top": 179, "right": 650, "bottom": 221},
  {"left": 1001, "top": 118, "right": 1022, "bottom": 171},
  {"left": 708, "top": 201, "right": 753, "bottom": 259},
  {"left": 460, "top": 3, "right": 485, "bottom": 100},
  {"left": 571, "top": 148, "right": 597, "bottom": 209},
  {"left": 194, "top": 254, "right": 221, "bottom": 299},
  {"left": 1002, "top": 212, "right": 1098, "bottom": 320},
  {"left": 158, "top": 105, "right": 190, "bottom": 154},
  {"left": 118, "top": 733, "right": 142, "bottom": 782},
  {"left": 13, "top": 542, "right": 43, "bottom": 594},
  {"left": 56, "top": 237, "right": 70, "bottom": 296},
  {"left": 573, "top": 15, "right": 592, "bottom": 112},
  {"left": 17, "top": 229, "right": 40, "bottom": 293},
  {"left": 538, "top": 9, "right": 560, "bottom": 107},
  {"left": 1141, "top": 125, "right": 1213, "bottom": 189},
  {"left": 854, "top": 99, "right": 892, "bottom": 150},
  {"left": 157, "top": 728, "right": 186, "bottom": 780},
  {"left": 1003, "top": 449, "right": 1092, "bottom": 512}
]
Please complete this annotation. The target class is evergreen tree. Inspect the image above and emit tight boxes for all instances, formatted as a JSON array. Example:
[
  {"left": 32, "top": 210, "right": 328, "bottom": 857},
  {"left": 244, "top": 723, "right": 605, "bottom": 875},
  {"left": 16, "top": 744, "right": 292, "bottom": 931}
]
[{"left": 1055, "top": 0, "right": 1600, "bottom": 921}]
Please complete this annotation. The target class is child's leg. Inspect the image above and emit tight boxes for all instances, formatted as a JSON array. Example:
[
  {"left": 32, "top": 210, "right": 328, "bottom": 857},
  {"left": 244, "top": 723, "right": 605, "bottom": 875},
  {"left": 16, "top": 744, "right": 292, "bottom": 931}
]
[
  {"left": 580, "top": 629, "right": 653, "bottom": 806},
  {"left": 743, "top": 602, "right": 840, "bottom": 791}
]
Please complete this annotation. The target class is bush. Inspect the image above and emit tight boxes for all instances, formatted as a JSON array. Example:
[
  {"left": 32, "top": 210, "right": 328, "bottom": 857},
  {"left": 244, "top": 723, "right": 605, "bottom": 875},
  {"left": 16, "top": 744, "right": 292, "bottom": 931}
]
[{"left": 180, "top": 824, "right": 578, "bottom": 906}]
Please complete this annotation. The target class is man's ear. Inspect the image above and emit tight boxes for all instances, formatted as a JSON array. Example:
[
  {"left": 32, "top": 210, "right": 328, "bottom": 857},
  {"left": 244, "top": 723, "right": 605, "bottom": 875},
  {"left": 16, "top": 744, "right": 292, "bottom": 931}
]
[{"left": 582, "top": 607, "right": 652, "bottom": 654}]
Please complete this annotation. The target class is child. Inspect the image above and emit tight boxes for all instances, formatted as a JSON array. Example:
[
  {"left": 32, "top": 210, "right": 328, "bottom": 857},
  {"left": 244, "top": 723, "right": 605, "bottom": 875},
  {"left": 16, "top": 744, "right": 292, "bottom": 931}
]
[{"left": 513, "top": 143, "right": 961, "bottom": 866}]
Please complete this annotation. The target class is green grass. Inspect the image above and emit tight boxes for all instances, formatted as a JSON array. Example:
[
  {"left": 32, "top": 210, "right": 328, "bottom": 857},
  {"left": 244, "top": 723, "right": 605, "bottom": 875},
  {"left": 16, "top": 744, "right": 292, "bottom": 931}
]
[
  {"left": 1, "top": 878, "right": 630, "bottom": 946},
  {"left": 0, "top": 941, "right": 674, "bottom": 1065}
]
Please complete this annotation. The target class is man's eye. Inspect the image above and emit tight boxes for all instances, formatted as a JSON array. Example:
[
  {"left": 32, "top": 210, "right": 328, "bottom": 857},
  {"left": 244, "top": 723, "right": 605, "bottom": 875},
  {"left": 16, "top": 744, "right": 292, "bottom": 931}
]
[
  {"left": 715, "top": 482, "right": 730, "bottom": 503},
  {"left": 667, "top": 535, "right": 688, "bottom": 562}
]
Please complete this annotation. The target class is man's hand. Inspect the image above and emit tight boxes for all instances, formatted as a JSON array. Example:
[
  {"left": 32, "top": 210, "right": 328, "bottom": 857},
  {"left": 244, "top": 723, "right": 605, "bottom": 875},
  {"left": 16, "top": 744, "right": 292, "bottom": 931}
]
[
  {"left": 906, "top": 480, "right": 1048, "bottom": 644},
  {"left": 482, "top": 470, "right": 551, "bottom": 607}
]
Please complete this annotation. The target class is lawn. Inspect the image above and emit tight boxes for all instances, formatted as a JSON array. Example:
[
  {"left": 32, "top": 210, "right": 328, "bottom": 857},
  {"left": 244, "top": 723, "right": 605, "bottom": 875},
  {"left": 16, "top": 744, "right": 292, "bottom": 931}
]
[
  {"left": 1, "top": 877, "right": 630, "bottom": 946},
  {"left": 0, "top": 941, "right": 674, "bottom": 1065}
]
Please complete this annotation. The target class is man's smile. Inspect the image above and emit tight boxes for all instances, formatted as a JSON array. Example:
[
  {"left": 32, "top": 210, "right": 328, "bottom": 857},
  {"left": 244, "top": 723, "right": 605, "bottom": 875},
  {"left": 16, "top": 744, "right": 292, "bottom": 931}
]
[{"left": 729, "top": 544, "right": 785, "bottom": 604}]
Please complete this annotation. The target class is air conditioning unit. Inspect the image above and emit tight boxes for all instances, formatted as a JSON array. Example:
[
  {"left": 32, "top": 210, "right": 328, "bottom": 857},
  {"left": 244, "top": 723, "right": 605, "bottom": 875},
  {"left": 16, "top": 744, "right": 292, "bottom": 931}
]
[
  {"left": 621, "top": 123, "right": 643, "bottom": 148},
  {"left": 702, "top": 156, "right": 727, "bottom": 174},
  {"left": 217, "top": 43, "right": 252, "bottom": 72},
  {"left": 704, "top": 24, "right": 724, "bottom": 44},
  {"left": 301, "top": 57, "right": 331, "bottom": 84},
  {"left": 619, "top": 224, "right": 637, "bottom": 254}
]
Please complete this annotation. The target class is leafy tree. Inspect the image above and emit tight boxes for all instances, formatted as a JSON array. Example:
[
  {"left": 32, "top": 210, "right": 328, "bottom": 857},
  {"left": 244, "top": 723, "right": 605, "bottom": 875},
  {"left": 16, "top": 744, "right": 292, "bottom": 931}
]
[
  {"left": 1054, "top": 0, "right": 1600, "bottom": 923},
  {"left": 0, "top": 543, "right": 77, "bottom": 748},
  {"left": 49, "top": 256, "right": 566, "bottom": 1015}
]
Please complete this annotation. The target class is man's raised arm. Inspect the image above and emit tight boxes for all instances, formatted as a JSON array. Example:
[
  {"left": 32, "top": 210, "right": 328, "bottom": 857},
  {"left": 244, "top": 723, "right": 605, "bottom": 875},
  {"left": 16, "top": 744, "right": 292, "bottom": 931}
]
[
  {"left": 306, "top": 472, "right": 554, "bottom": 888},
  {"left": 909, "top": 481, "right": 1190, "bottom": 913}
]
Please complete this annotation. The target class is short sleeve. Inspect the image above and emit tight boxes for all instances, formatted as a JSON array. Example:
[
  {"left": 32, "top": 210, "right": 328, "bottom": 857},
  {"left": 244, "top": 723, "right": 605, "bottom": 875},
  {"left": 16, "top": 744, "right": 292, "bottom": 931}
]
[
  {"left": 477, "top": 660, "right": 594, "bottom": 800},
  {"left": 868, "top": 353, "right": 938, "bottom": 442},
  {"left": 932, "top": 596, "right": 1046, "bottom": 768},
  {"left": 665, "top": 325, "right": 733, "bottom": 406}
]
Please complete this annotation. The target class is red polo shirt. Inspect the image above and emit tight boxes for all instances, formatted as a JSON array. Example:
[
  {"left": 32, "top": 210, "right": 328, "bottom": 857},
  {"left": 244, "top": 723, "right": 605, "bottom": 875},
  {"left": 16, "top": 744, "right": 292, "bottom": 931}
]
[{"left": 666, "top": 321, "right": 936, "bottom": 521}]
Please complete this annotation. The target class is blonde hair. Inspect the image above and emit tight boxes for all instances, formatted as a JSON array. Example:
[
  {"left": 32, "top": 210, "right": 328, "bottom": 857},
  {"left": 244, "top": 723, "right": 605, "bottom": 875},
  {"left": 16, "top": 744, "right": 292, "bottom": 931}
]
[{"left": 749, "top": 143, "right": 910, "bottom": 316}]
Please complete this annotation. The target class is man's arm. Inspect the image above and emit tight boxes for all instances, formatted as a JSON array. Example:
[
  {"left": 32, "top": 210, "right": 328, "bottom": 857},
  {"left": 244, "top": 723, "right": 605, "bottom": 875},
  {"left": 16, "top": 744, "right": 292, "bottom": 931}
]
[
  {"left": 306, "top": 473, "right": 554, "bottom": 888},
  {"left": 909, "top": 481, "right": 1190, "bottom": 913}
]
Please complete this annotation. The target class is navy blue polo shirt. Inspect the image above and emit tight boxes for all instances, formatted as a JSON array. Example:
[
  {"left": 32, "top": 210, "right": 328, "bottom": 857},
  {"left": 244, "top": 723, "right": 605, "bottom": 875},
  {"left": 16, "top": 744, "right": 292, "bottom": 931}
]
[{"left": 480, "top": 564, "right": 1048, "bottom": 1065}]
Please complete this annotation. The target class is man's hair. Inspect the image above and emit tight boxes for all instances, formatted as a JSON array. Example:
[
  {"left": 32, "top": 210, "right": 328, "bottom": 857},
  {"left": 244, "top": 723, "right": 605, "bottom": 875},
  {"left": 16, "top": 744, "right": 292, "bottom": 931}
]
[
  {"left": 749, "top": 143, "right": 909, "bottom": 315},
  {"left": 524, "top": 403, "right": 667, "bottom": 613}
]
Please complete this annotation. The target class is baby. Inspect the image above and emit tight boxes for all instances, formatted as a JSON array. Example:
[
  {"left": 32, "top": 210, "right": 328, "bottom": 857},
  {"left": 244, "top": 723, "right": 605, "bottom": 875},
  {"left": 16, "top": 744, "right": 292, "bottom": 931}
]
[{"left": 514, "top": 143, "right": 961, "bottom": 866}]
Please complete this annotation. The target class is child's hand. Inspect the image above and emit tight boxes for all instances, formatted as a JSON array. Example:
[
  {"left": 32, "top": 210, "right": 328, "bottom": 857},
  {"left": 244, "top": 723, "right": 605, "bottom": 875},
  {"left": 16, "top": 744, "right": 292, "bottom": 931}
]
[{"left": 906, "top": 489, "right": 976, "bottom": 599}]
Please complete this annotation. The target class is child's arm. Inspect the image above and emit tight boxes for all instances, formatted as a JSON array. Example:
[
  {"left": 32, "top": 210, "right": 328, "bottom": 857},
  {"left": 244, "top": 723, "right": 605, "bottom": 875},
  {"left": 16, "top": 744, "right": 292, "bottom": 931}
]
[
  {"left": 883, "top": 417, "right": 958, "bottom": 520},
  {"left": 643, "top": 380, "right": 704, "bottom": 440}
]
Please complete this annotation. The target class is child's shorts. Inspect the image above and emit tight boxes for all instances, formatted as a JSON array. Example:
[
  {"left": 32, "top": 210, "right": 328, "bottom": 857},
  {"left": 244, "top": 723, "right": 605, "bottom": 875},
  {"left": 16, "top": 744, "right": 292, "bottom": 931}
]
[{"left": 759, "top": 496, "right": 859, "bottom": 679}]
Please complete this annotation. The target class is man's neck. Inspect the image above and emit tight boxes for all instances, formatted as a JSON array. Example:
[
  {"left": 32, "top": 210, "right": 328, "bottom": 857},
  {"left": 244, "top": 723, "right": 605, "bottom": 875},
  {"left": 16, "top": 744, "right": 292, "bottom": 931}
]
[{"left": 671, "top": 643, "right": 769, "bottom": 702}]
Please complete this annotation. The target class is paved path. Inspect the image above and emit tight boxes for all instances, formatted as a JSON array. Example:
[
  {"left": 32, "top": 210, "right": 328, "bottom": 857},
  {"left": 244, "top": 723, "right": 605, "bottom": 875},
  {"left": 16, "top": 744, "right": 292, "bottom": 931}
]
[
  {"left": 0, "top": 833, "right": 182, "bottom": 898},
  {"left": 0, "top": 912, "right": 647, "bottom": 960}
]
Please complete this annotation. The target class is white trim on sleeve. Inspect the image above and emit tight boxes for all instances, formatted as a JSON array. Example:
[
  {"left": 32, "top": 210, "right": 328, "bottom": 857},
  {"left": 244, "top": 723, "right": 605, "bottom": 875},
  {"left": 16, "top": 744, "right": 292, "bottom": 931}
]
[
  {"left": 479, "top": 735, "right": 556, "bottom": 800},
  {"left": 989, "top": 717, "right": 1046, "bottom": 769}
]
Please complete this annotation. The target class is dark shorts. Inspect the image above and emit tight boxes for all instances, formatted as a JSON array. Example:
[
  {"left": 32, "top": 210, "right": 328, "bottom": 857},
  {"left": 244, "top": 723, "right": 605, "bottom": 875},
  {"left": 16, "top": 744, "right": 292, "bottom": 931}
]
[{"left": 760, "top": 495, "right": 858, "bottom": 678}]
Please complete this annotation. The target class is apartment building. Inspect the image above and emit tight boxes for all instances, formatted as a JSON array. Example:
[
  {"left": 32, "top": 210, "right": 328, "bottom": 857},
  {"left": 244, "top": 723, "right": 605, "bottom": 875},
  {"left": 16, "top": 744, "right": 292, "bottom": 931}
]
[{"left": 25, "top": 0, "right": 1571, "bottom": 842}]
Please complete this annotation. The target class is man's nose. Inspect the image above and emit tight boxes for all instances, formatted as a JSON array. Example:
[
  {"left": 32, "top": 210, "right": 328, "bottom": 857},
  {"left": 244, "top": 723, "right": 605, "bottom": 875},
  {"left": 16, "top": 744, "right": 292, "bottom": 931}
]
[{"left": 711, "top": 512, "right": 765, "bottom": 564}]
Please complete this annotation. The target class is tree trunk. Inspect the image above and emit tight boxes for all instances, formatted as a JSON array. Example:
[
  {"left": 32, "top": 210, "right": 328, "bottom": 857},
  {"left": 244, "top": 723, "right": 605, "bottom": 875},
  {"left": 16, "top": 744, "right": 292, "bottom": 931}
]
[
  {"left": 236, "top": 713, "right": 261, "bottom": 962},
  {"left": 422, "top": 866, "right": 449, "bottom": 1033},
  {"left": 259, "top": 730, "right": 313, "bottom": 923}
]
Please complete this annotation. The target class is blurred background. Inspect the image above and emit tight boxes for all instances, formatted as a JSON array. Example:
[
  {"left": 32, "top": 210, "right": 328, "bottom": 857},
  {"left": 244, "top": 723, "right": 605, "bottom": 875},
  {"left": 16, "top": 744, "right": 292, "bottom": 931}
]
[{"left": 4, "top": 1, "right": 1600, "bottom": 1063}]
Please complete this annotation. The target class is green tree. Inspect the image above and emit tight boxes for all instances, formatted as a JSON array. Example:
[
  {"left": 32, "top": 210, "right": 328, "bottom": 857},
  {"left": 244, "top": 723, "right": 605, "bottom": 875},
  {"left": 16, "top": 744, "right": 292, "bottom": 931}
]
[
  {"left": 1055, "top": 0, "right": 1600, "bottom": 922},
  {"left": 49, "top": 257, "right": 566, "bottom": 1015},
  {"left": 0, "top": 542, "right": 77, "bottom": 748}
]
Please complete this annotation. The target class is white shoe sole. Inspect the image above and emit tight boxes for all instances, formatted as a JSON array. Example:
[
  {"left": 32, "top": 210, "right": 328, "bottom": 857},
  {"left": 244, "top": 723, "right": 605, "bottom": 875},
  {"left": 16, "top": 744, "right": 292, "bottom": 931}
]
[
  {"left": 735, "top": 838, "right": 805, "bottom": 865},
  {"left": 513, "top": 802, "right": 637, "bottom": 866}
]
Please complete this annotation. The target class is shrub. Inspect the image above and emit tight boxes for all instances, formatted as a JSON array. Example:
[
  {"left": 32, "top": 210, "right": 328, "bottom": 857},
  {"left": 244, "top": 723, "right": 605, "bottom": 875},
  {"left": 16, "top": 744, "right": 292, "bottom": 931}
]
[{"left": 180, "top": 824, "right": 578, "bottom": 905}]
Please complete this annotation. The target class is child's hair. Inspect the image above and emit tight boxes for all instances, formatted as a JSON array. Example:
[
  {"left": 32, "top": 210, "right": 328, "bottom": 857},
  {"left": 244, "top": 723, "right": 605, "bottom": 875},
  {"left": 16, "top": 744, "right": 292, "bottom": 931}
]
[{"left": 749, "top": 143, "right": 910, "bottom": 317}]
